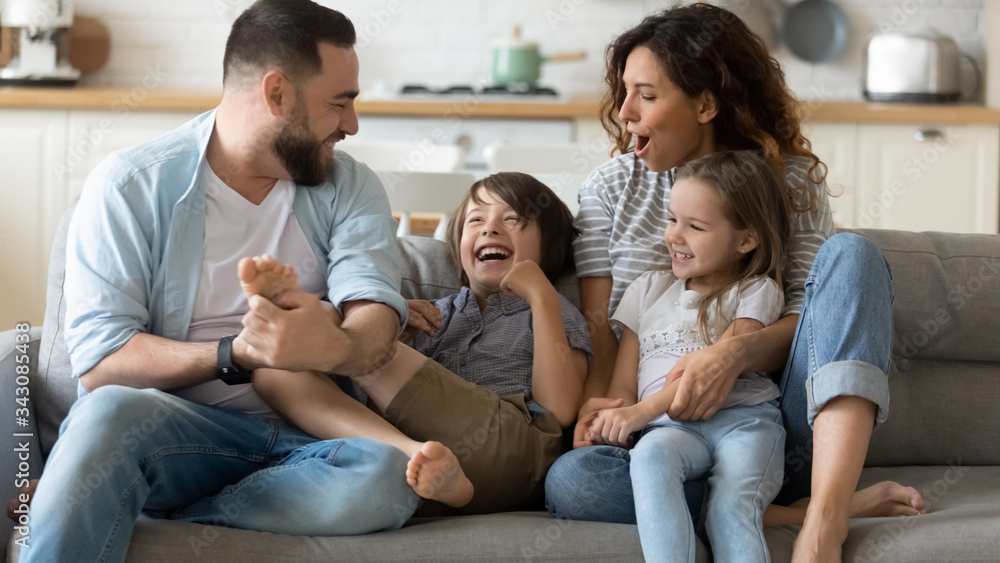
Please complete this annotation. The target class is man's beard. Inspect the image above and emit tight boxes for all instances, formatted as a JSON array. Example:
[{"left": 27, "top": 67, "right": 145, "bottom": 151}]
[{"left": 271, "top": 103, "right": 330, "bottom": 187}]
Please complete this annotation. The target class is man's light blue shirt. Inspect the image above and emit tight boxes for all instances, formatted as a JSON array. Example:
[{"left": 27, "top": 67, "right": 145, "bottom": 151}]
[{"left": 65, "top": 109, "right": 407, "bottom": 378}]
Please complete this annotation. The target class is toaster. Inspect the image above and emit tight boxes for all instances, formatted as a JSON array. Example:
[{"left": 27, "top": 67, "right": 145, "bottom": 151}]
[{"left": 863, "top": 33, "right": 961, "bottom": 103}]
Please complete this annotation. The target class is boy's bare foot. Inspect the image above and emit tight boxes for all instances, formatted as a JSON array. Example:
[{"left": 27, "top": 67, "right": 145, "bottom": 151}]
[
  {"left": 238, "top": 254, "right": 300, "bottom": 300},
  {"left": 406, "top": 441, "right": 474, "bottom": 508}
]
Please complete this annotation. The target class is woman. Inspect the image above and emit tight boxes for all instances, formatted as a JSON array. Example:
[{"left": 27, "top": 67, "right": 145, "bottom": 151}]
[{"left": 544, "top": 5, "right": 924, "bottom": 561}]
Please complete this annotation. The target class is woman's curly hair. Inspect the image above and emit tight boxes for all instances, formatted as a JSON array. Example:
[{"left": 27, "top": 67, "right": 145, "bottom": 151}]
[{"left": 601, "top": 3, "right": 827, "bottom": 212}]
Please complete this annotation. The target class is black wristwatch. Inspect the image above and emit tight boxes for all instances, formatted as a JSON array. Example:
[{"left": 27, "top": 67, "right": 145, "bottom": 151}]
[{"left": 216, "top": 335, "right": 252, "bottom": 385}]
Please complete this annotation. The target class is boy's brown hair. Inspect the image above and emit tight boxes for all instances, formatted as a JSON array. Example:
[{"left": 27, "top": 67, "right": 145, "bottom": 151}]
[
  {"left": 674, "top": 150, "right": 792, "bottom": 345},
  {"left": 446, "top": 172, "right": 579, "bottom": 285}
]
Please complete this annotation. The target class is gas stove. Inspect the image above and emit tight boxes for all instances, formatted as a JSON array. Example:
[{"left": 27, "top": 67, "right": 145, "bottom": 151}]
[
  {"left": 394, "top": 83, "right": 564, "bottom": 103},
  {"left": 400, "top": 84, "right": 559, "bottom": 97}
]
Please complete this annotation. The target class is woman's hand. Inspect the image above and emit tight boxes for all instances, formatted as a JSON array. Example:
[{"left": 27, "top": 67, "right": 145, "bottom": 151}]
[
  {"left": 400, "top": 299, "right": 441, "bottom": 343},
  {"left": 665, "top": 341, "right": 743, "bottom": 421},
  {"left": 590, "top": 404, "right": 653, "bottom": 448}
]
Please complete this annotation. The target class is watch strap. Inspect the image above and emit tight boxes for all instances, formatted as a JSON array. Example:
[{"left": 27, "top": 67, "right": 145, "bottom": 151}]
[{"left": 216, "top": 335, "right": 252, "bottom": 385}]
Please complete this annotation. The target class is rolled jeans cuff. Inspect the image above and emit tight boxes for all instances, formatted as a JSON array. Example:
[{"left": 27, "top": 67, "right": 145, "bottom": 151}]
[{"left": 806, "top": 360, "right": 889, "bottom": 429}]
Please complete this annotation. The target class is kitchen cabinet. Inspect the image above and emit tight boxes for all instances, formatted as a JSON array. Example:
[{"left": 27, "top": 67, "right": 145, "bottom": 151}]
[
  {"left": 807, "top": 123, "right": 999, "bottom": 234},
  {"left": 355, "top": 116, "right": 574, "bottom": 170},
  {"left": 802, "top": 123, "right": 858, "bottom": 228},
  {"left": 0, "top": 110, "right": 68, "bottom": 328},
  {"left": 855, "top": 124, "right": 998, "bottom": 233},
  {"left": 0, "top": 110, "right": 199, "bottom": 329}
]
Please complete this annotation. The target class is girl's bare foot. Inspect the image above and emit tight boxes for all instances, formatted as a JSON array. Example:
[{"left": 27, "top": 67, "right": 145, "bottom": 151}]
[
  {"left": 406, "top": 441, "right": 474, "bottom": 508},
  {"left": 238, "top": 254, "right": 300, "bottom": 299}
]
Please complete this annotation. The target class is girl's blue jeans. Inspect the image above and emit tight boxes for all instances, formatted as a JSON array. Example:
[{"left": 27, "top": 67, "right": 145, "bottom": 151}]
[
  {"left": 21, "top": 385, "right": 419, "bottom": 563},
  {"left": 546, "top": 233, "right": 894, "bottom": 523},
  {"left": 632, "top": 402, "right": 785, "bottom": 563}
]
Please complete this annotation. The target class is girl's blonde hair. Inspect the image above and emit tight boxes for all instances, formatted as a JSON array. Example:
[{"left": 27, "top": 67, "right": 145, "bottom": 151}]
[
  {"left": 446, "top": 172, "right": 579, "bottom": 285},
  {"left": 673, "top": 150, "right": 791, "bottom": 344}
]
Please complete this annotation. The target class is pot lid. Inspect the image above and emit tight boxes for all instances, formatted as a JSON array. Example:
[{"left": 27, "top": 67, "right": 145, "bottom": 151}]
[{"left": 492, "top": 26, "right": 539, "bottom": 49}]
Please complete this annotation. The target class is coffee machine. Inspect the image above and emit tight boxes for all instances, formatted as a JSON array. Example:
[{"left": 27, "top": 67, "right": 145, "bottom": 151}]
[{"left": 0, "top": 0, "right": 80, "bottom": 85}]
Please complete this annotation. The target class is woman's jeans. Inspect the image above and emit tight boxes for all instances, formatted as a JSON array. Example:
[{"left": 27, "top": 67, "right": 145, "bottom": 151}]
[
  {"left": 21, "top": 385, "right": 419, "bottom": 563},
  {"left": 632, "top": 402, "right": 785, "bottom": 563},
  {"left": 546, "top": 233, "right": 894, "bottom": 522}
]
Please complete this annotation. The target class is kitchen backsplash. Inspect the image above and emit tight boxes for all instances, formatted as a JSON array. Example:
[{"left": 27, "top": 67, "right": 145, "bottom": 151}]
[{"left": 72, "top": 0, "right": 984, "bottom": 102}]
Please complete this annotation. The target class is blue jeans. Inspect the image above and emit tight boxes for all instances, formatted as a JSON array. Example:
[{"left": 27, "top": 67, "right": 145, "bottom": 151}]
[
  {"left": 21, "top": 386, "right": 419, "bottom": 563},
  {"left": 546, "top": 233, "right": 893, "bottom": 521},
  {"left": 631, "top": 402, "right": 784, "bottom": 563}
]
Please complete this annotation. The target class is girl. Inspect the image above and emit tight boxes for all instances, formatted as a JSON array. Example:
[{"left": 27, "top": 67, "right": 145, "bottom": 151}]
[
  {"left": 588, "top": 151, "right": 789, "bottom": 563},
  {"left": 545, "top": 6, "right": 925, "bottom": 561},
  {"left": 245, "top": 172, "right": 591, "bottom": 515}
]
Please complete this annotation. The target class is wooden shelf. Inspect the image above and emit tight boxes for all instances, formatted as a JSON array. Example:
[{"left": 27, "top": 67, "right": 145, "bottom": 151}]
[{"left": 5, "top": 87, "right": 1000, "bottom": 125}]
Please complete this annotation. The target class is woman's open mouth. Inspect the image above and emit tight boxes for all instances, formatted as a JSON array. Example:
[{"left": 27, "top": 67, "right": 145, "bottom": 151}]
[{"left": 634, "top": 135, "right": 650, "bottom": 156}]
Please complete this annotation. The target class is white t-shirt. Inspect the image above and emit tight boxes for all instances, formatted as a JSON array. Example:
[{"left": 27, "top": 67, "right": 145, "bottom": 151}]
[
  {"left": 172, "top": 163, "right": 327, "bottom": 420},
  {"left": 611, "top": 270, "right": 783, "bottom": 427}
]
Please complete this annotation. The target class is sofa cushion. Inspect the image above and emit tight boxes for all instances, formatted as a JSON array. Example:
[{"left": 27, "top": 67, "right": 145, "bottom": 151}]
[
  {"left": 847, "top": 229, "right": 1000, "bottom": 364},
  {"left": 36, "top": 198, "right": 80, "bottom": 456},
  {"left": 765, "top": 466, "right": 1000, "bottom": 562},
  {"left": 11, "top": 466, "right": 999, "bottom": 562},
  {"left": 9, "top": 512, "right": 657, "bottom": 563},
  {"left": 866, "top": 359, "right": 1000, "bottom": 466}
]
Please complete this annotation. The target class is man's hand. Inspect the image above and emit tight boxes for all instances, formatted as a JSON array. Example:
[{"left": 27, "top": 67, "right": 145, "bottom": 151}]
[
  {"left": 500, "top": 260, "right": 555, "bottom": 307},
  {"left": 572, "top": 397, "right": 624, "bottom": 449},
  {"left": 400, "top": 299, "right": 441, "bottom": 343},
  {"left": 665, "top": 343, "right": 742, "bottom": 421},
  {"left": 238, "top": 292, "right": 349, "bottom": 373},
  {"left": 590, "top": 404, "right": 654, "bottom": 448},
  {"left": 7, "top": 479, "right": 38, "bottom": 522}
]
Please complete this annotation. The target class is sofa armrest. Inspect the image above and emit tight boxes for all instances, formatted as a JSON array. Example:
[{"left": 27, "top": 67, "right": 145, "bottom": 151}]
[{"left": 1, "top": 327, "right": 43, "bottom": 559}]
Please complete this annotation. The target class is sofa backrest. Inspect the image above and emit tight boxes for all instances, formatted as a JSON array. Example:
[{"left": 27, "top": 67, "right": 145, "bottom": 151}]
[
  {"left": 845, "top": 228, "right": 1000, "bottom": 467},
  {"left": 38, "top": 203, "right": 999, "bottom": 467}
]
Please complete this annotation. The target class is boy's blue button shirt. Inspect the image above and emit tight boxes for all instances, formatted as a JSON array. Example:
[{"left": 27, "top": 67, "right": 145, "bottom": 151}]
[
  {"left": 65, "top": 109, "right": 408, "bottom": 378},
  {"left": 412, "top": 286, "right": 592, "bottom": 403}
]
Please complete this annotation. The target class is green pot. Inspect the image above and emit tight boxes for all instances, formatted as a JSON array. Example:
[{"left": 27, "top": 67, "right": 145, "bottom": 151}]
[
  {"left": 491, "top": 43, "right": 543, "bottom": 86},
  {"left": 490, "top": 27, "right": 586, "bottom": 87}
]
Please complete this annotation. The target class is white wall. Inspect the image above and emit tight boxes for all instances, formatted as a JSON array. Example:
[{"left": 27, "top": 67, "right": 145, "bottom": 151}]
[{"left": 72, "top": 0, "right": 984, "bottom": 102}]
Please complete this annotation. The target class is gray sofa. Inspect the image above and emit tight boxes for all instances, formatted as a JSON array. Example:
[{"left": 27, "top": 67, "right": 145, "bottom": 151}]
[{"left": 4, "top": 199, "right": 1000, "bottom": 562}]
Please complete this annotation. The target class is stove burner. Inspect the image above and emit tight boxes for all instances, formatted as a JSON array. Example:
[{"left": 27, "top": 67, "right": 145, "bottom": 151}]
[
  {"left": 399, "top": 84, "right": 559, "bottom": 97},
  {"left": 481, "top": 84, "right": 558, "bottom": 96}
]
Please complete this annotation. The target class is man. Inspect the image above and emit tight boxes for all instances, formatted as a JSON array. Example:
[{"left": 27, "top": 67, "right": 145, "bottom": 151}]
[{"left": 21, "top": 2, "right": 423, "bottom": 561}]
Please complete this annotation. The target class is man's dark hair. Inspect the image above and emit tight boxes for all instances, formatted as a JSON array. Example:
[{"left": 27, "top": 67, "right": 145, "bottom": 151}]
[
  {"left": 223, "top": 0, "right": 356, "bottom": 87},
  {"left": 447, "top": 172, "right": 579, "bottom": 284}
]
